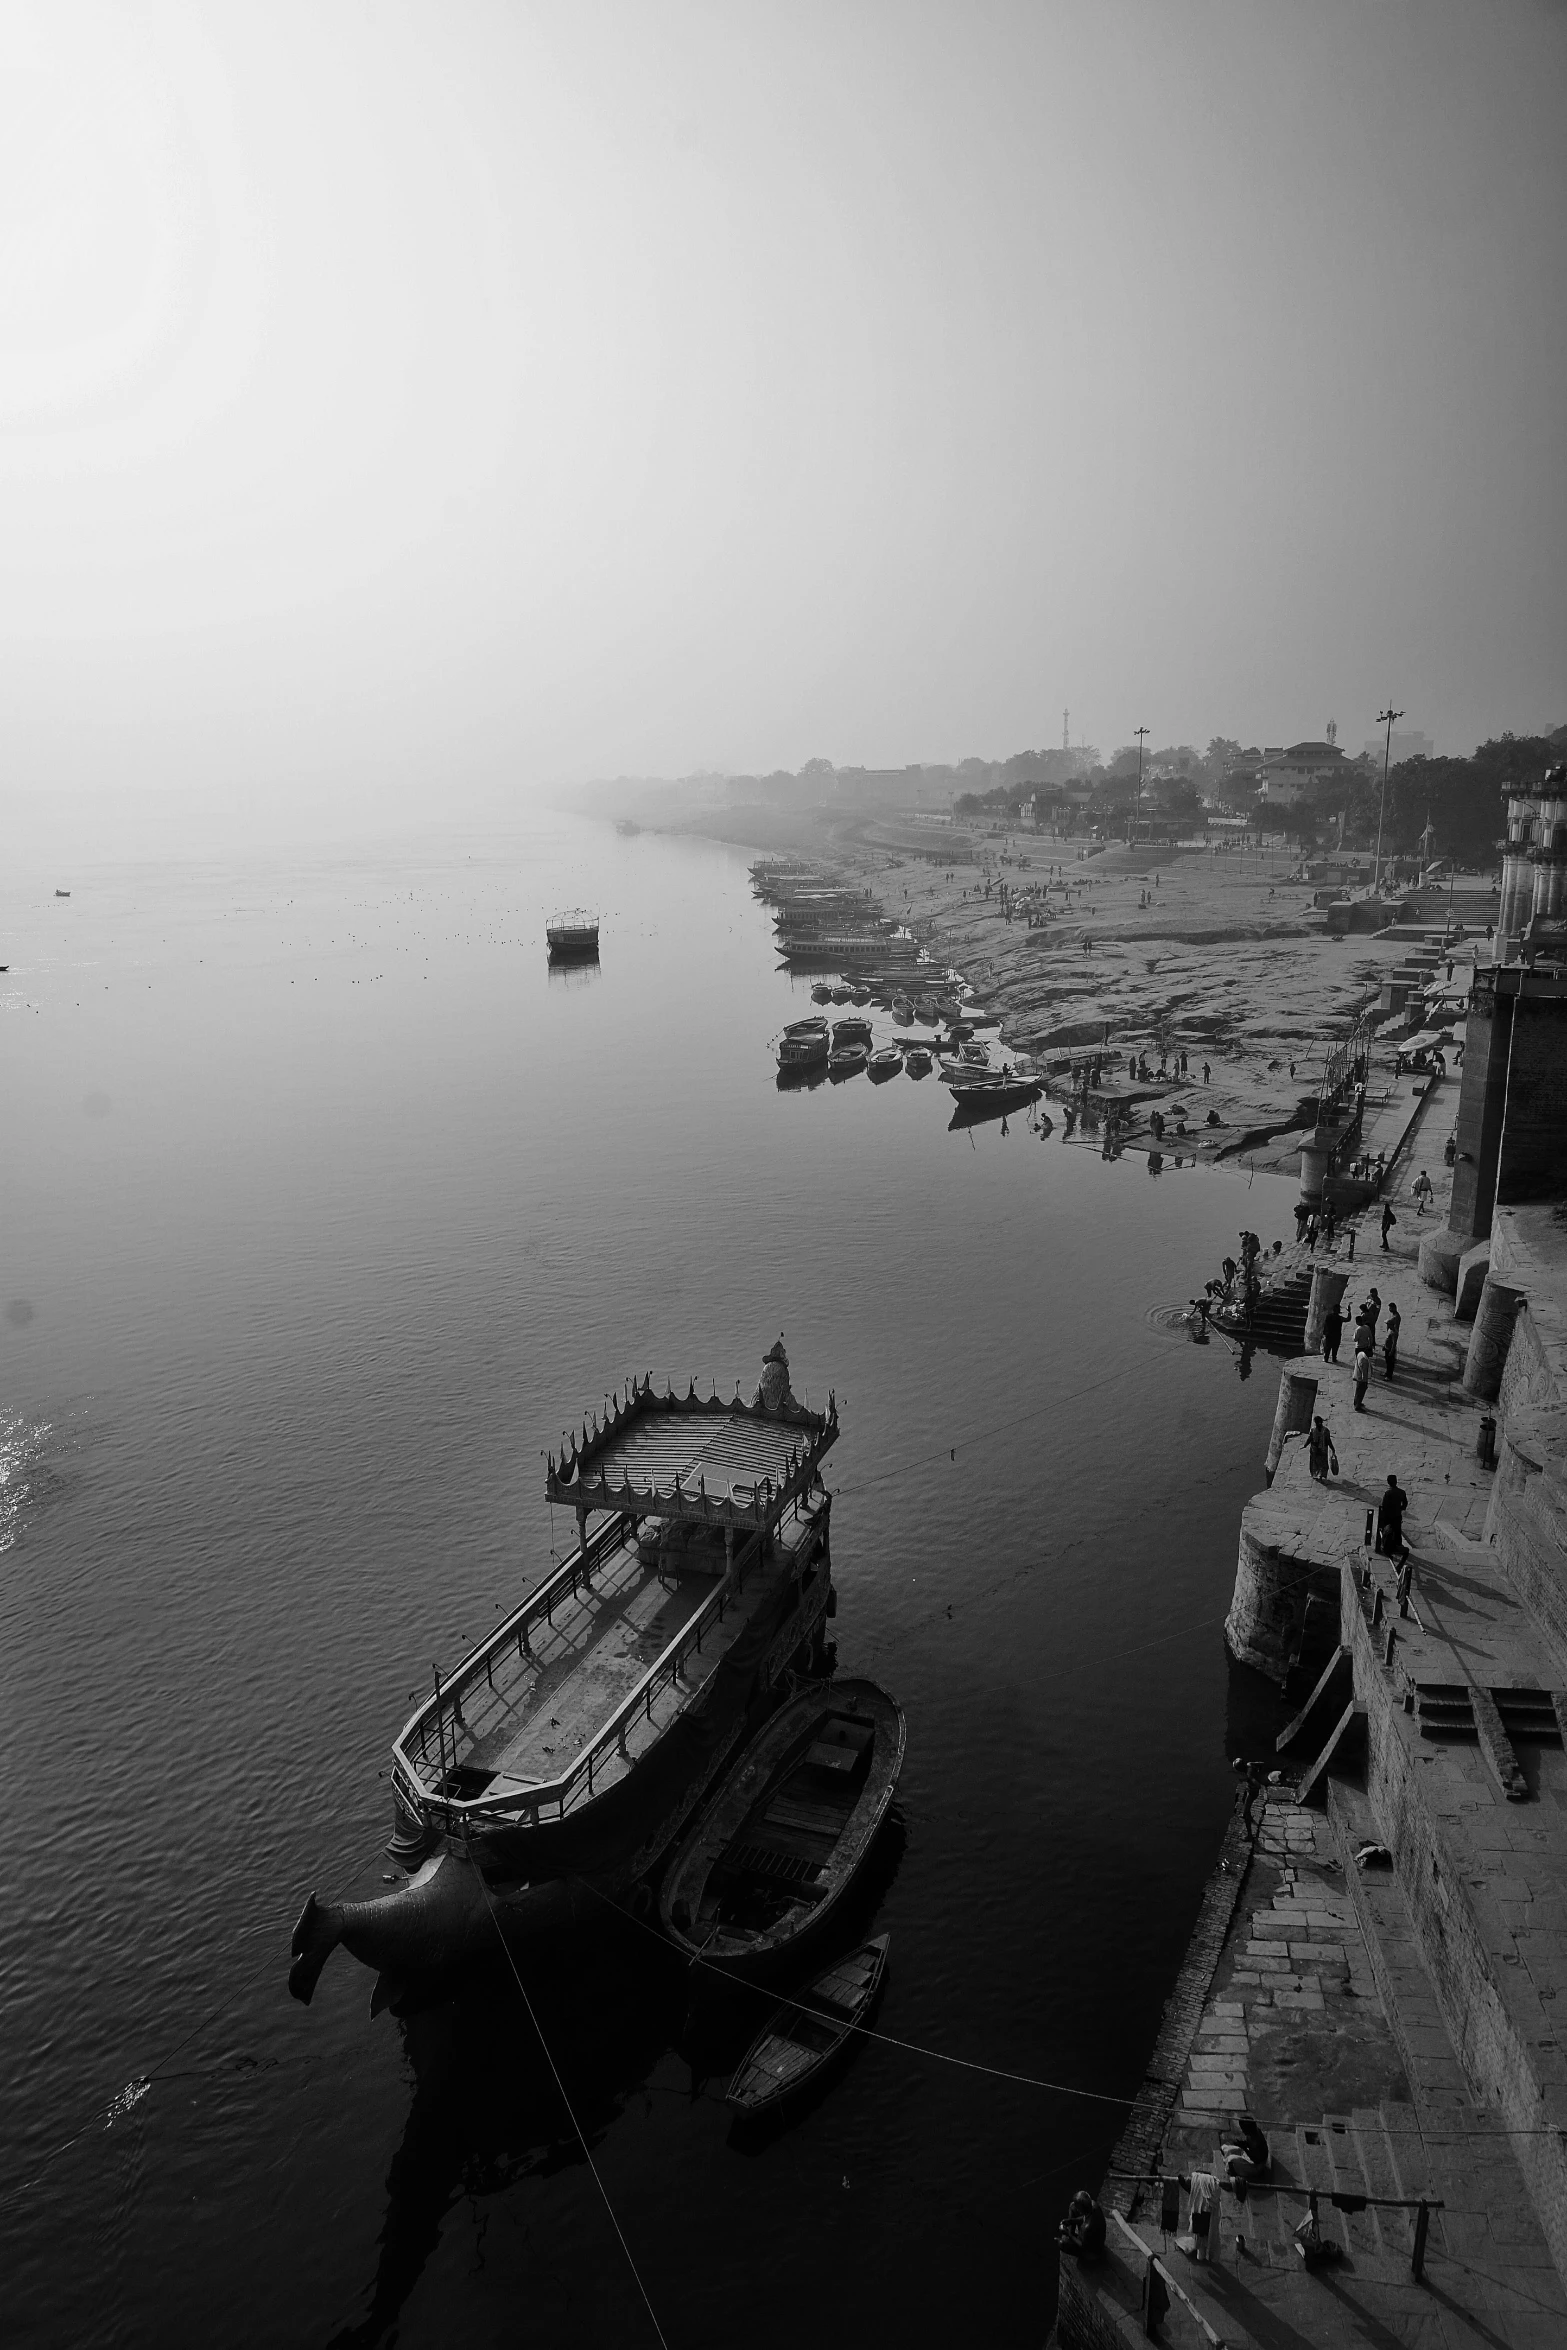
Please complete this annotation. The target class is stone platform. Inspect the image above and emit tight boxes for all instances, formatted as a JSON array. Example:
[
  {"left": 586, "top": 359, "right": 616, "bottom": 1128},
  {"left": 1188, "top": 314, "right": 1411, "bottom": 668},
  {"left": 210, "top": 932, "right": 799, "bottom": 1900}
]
[{"left": 1058, "top": 1172, "right": 1567, "bottom": 2345}]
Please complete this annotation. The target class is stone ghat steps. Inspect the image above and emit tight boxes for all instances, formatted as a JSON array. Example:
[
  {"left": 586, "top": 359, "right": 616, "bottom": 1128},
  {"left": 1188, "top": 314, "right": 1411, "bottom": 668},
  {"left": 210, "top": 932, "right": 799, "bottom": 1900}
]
[
  {"left": 1232, "top": 1270, "right": 1314, "bottom": 1354},
  {"left": 1325, "top": 1777, "right": 1567, "bottom": 2299}
]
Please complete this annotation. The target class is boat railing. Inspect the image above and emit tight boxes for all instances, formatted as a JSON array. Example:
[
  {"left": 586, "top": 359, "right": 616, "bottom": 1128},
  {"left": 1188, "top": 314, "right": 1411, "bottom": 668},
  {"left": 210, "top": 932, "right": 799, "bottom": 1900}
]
[{"left": 393, "top": 1496, "right": 820, "bottom": 1835}]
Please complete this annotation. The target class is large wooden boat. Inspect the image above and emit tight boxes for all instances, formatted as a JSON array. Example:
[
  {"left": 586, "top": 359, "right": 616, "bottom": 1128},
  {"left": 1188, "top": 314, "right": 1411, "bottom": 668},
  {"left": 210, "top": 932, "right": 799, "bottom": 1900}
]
[
  {"left": 290, "top": 1363, "right": 840, "bottom": 2010},
  {"left": 546, "top": 908, "right": 600, "bottom": 960},
  {"left": 727, "top": 1934, "right": 890, "bottom": 2117},
  {"left": 659, "top": 1678, "right": 904, "bottom": 1971}
]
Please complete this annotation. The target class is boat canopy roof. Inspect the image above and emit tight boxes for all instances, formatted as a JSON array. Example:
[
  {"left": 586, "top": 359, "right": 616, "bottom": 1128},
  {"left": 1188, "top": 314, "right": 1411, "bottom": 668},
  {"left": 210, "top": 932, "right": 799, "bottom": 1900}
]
[{"left": 547, "top": 1376, "right": 837, "bottom": 1532}]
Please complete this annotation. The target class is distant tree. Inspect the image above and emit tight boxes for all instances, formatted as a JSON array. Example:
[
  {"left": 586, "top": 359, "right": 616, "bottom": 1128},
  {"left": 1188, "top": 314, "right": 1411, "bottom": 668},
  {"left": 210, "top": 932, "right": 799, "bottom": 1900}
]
[
  {"left": 1375, "top": 728, "right": 1565, "bottom": 866},
  {"left": 1150, "top": 775, "right": 1203, "bottom": 823}
]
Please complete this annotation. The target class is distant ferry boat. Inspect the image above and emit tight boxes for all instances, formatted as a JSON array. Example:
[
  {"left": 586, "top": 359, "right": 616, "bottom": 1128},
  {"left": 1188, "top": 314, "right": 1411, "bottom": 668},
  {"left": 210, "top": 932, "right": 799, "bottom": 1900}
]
[
  {"left": 55, "top": 889, "right": 70, "bottom": 898},
  {"left": 289, "top": 1350, "right": 842, "bottom": 2010},
  {"left": 546, "top": 907, "right": 599, "bottom": 960}
]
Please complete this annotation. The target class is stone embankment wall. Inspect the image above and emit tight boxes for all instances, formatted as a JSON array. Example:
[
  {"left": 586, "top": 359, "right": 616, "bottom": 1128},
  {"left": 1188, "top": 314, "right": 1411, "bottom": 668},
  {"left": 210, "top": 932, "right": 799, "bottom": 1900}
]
[
  {"left": 1483, "top": 1205, "right": 1567, "bottom": 1658},
  {"left": 1228, "top": 1202, "right": 1567, "bottom": 2280}
]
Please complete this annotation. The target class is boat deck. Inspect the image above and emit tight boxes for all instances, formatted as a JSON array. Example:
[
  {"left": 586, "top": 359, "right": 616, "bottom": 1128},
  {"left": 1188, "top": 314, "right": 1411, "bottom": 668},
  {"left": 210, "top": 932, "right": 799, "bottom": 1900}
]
[
  {"left": 470, "top": 1544, "right": 722, "bottom": 1784},
  {"left": 409, "top": 1503, "right": 824, "bottom": 1811}
]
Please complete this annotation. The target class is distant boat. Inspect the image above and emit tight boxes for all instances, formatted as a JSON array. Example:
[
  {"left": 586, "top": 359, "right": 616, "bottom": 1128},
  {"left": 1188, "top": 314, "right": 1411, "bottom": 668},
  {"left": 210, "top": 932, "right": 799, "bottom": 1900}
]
[
  {"left": 547, "top": 909, "right": 599, "bottom": 961},
  {"left": 55, "top": 889, "right": 70, "bottom": 899},
  {"left": 811, "top": 982, "right": 833, "bottom": 1004},
  {"left": 892, "top": 996, "right": 914, "bottom": 1025},
  {"left": 727, "top": 1934, "right": 891, "bottom": 2118},
  {"left": 660, "top": 1678, "right": 905, "bottom": 1971}
]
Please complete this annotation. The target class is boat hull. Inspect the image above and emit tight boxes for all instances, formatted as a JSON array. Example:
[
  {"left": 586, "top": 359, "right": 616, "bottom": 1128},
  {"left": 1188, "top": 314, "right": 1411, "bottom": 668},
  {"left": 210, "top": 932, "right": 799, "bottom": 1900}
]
[
  {"left": 659, "top": 1677, "right": 904, "bottom": 1975},
  {"left": 291, "top": 1531, "right": 835, "bottom": 2006}
]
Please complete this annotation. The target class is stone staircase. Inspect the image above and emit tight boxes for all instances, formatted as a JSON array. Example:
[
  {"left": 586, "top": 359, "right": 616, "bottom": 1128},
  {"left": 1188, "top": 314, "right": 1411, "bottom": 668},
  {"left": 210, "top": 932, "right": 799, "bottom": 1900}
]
[{"left": 1241, "top": 1268, "right": 1313, "bottom": 1353}]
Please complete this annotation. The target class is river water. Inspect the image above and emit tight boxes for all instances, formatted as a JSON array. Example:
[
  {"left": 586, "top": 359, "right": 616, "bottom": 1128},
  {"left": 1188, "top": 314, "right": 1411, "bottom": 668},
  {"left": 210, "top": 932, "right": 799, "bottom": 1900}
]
[{"left": 1, "top": 813, "right": 1293, "bottom": 2347}]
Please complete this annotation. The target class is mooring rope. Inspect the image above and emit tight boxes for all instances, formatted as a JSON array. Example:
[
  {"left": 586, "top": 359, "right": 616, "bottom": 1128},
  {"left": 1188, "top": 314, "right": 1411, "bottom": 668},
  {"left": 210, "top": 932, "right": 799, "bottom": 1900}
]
[
  {"left": 476, "top": 1876, "right": 671, "bottom": 2350},
  {"left": 571, "top": 1875, "right": 1134, "bottom": 2107}
]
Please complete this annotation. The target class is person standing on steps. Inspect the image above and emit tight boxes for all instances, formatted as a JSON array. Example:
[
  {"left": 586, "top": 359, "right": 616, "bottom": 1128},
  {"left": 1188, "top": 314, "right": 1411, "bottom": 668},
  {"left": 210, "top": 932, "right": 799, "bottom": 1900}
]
[
  {"left": 1322, "top": 1302, "right": 1345, "bottom": 1363},
  {"left": 1383, "top": 1301, "right": 1401, "bottom": 1379},
  {"left": 1381, "top": 1201, "right": 1397, "bottom": 1250},
  {"left": 1308, "top": 1416, "right": 1338, "bottom": 1482},
  {"left": 1377, "top": 1474, "right": 1410, "bottom": 1563},
  {"left": 1353, "top": 1331, "right": 1374, "bottom": 1412}
]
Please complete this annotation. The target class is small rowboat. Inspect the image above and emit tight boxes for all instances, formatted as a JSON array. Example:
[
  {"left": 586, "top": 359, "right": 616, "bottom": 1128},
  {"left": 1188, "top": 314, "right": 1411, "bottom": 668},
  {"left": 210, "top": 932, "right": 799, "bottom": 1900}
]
[
  {"left": 810, "top": 982, "right": 833, "bottom": 1004},
  {"left": 850, "top": 986, "right": 872, "bottom": 1007},
  {"left": 904, "top": 1047, "right": 932, "bottom": 1078},
  {"left": 827, "top": 1043, "right": 869, "bottom": 1080},
  {"left": 866, "top": 1045, "right": 903, "bottom": 1083},
  {"left": 831, "top": 1016, "right": 873, "bottom": 1048},
  {"left": 892, "top": 995, "right": 914, "bottom": 1025},
  {"left": 661, "top": 1678, "right": 904, "bottom": 1969},
  {"left": 727, "top": 1934, "right": 891, "bottom": 2117}
]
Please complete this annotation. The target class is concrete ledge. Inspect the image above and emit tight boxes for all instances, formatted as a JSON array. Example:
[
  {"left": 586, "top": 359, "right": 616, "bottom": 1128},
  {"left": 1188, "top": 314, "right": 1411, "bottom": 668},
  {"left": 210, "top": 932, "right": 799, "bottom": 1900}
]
[
  {"left": 1455, "top": 1240, "right": 1491, "bottom": 1321},
  {"left": 1418, "top": 1224, "right": 1464, "bottom": 1295}
]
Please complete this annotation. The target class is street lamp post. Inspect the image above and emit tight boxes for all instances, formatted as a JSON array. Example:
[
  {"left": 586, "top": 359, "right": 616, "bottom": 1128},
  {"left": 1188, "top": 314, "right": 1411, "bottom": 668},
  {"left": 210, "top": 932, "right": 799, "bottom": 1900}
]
[
  {"left": 1373, "top": 704, "right": 1403, "bottom": 893},
  {"left": 1131, "top": 726, "right": 1149, "bottom": 846}
]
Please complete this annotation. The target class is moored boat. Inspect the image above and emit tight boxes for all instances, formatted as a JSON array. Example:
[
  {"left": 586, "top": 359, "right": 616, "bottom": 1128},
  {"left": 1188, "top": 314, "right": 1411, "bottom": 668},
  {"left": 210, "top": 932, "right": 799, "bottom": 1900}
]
[
  {"left": 947, "top": 1077, "right": 1043, "bottom": 1124},
  {"left": 726, "top": 1934, "right": 890, "bottom": 2117},
  {"left": 827, "top": 1043, "right": 869, "bottom": 1080},
  {"left": 659, "top": 1677, "right": 905, "bottom": 1970},
  {"left": 778, "top": 1016, "right": 831, "bottom": 1073},
  {"left": 810, "top": 982, "right": 833, "bottom": 1004},
  {"left": 866, "top": 1045, "right": 903, "bottom": 1082},
  {"left": 289, "top": 1349, "right": 841, "bottom": 2011},
  {"left": 547, "top": 908, "right": 600, "bottom": 960},
  {"left": 904, "top": 1047, "right": 932, "bottom": 1078},
  {"left": 831, "top": 1015, "right": 873, "bottom": 1049}
]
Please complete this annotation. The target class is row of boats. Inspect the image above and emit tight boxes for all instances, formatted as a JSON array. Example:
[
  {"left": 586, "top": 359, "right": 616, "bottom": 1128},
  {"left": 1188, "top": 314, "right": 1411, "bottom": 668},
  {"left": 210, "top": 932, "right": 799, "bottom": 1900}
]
[
  {"left": 777, "top": 1012, "right": 1044, "bottom": 1115},
  {"left": 809, "top": 978, "right": 965, "bottom": 1025},
  {"left": 289, "top": 1352, "right": 906, "bottom": 2120}
]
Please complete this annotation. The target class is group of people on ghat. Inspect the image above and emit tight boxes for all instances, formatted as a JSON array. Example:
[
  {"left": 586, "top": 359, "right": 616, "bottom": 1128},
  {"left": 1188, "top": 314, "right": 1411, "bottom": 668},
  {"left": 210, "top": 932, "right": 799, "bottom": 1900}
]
[{"left": 1318, "top": 1285, "right": 1401, "bottom": 1401}]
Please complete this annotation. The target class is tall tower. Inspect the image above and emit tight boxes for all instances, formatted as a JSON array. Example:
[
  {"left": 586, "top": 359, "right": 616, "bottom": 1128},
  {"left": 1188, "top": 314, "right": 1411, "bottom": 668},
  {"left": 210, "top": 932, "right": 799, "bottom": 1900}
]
[{"left": 1062, "top": 708, "right": 1070, "bottom": 754}]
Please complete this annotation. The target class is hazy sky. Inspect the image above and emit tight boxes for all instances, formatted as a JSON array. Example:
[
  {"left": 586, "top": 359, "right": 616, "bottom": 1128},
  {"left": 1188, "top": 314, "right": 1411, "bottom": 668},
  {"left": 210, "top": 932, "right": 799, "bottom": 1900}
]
[{"left": 4, "top": 0, "right": 1565, "bottom": 841}]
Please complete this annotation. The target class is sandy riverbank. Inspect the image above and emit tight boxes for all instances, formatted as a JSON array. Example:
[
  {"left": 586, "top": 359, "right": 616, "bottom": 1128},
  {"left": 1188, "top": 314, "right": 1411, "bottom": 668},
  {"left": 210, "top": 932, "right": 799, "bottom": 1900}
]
[{"left": 822, "top": 820, "right": 1434, "bottom": 1173}]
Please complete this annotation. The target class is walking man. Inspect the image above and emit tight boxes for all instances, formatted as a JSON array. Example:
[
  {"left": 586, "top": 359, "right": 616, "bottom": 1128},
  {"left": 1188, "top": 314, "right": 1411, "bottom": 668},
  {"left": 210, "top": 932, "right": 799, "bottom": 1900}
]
[
  {"left": 1381, "top": 1202, "right": 1397, "bottom": 1251},
  {"left": 1377, "top": 1474, "right": 1410, "bottom": 1563},
  {"left": 1383, "top": 1302, "right": 1401, "bottom": 1380},
  {"left": 1413, "top": 1170, "right": 1433, "bottom": 1215},
  {"left": 1308, "top": 1416, "right": 1338, "bottom": 1483},
  {"left": 1353, "top": 1333, "right": 1373, "bottom": 1412}
]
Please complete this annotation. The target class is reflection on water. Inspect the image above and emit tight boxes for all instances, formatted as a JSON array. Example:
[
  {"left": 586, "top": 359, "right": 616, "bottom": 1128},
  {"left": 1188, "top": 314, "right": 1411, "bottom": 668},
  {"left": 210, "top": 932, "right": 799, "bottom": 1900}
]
[{"left": 0, "top": 813, "right": 1294, "bottom": 2346}]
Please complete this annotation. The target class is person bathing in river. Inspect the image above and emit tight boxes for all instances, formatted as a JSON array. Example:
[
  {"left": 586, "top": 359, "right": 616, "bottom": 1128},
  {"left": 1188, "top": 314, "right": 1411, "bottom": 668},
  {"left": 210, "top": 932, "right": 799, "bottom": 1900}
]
[{"left": 1056, "top": 2192, "right": 1106, "bottom": 2262}]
